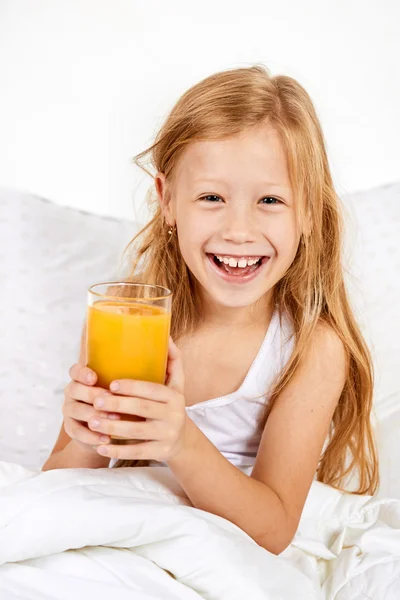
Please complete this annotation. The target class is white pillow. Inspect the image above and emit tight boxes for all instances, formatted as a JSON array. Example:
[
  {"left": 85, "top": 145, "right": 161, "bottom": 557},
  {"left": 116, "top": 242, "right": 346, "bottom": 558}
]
[
  {"left": 342, "top": 182, "right": 400, "bottom": 414},
  {"left": 0, "top": 188, "right": 138, "bottom": 468},
  {"left": 342, "top": 182, "right": 400, "bottom": 498}
]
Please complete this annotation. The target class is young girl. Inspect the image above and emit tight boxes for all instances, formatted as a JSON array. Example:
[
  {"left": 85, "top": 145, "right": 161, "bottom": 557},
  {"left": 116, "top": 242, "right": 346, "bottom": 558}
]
[{"left": 43, "top": 64, "right": 379, "bottom": 555}]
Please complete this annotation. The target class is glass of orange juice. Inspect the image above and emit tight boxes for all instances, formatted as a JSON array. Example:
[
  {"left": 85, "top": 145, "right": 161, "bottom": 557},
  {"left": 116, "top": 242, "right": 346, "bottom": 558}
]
[{"left": 86, "top": 282, "right": 172, "bottom": 444}]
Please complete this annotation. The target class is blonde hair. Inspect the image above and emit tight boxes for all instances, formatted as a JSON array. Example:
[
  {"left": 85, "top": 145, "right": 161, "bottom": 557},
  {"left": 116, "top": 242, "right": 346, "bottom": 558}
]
[{"left": 113, "top": 65, "right": 379, "bottom": 494}]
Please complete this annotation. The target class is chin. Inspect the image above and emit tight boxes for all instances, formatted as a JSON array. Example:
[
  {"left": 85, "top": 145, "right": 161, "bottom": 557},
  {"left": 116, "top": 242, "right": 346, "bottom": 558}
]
[{"left": 204, "top": 286, "right": 271, "bottom": 310}]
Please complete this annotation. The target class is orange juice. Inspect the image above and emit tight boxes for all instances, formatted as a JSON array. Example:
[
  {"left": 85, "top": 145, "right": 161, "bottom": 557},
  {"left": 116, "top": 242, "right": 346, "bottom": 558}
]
[{"left": 87, "top": 300, "right": 171, "bottom": 389}]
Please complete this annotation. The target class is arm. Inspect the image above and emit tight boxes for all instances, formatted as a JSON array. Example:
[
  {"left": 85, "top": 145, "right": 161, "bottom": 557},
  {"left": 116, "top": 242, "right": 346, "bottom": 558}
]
[
  {"left": 167, "top": 323, "right": 346, "bottom": 554},
  {"left": 168, "top": 418, "right": 288, "bottom": 553},
  {"left": 42, "top": 434, "right": 110, "bottom": 470}
]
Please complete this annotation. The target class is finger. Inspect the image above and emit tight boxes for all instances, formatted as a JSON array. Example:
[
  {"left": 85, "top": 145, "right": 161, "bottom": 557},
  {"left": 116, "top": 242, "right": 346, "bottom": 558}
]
[
  {"left": 93, "top": 395, "right": 168, "bottom": 420},
  {"left": 97, "top": 440, "right": 161, "bottom": 460},
  {"left": 88, "top": 416, "right": 161, "bottom": 440},
  {"left": 166, "top": 337, "right": 185, "bottom": 393},
  {"left": 63, "top": 399, "right": 121, "bottom": 423},
  {"left": 69, "top": 363, "right": 97, "bottom": 385},
  {"left": 64, "top": 418, "right": 111, "bottom": 446},
  {"left": 109, "top": 379, "right": 173, "bottom": 403},
  {"left": 68, "top": 381, "right": 111, "bottom": 405}
]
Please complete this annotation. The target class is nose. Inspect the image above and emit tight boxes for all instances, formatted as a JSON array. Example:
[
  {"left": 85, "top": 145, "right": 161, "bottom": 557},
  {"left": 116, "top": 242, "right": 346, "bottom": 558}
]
[{"left": 221, "top": 203, "right": 257, "bottom": 245}]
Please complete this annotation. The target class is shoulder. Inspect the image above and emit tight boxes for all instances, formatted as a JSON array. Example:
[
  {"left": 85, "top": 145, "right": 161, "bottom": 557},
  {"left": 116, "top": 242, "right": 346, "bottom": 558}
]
[
  {"left": 313, "top": 320, "right": 345, "bottom": 348},
  {"left": 286, "top": 319, "right": 347, "bottom": 416},
  {"left": 272, "top": 317, "right": 347, "bottom": 414},
  {"left": 279, "top": 310, "right": 346, "bottom": 382},
  {"left": 307, "top": 321, "right": 347, "bottom": 374}
]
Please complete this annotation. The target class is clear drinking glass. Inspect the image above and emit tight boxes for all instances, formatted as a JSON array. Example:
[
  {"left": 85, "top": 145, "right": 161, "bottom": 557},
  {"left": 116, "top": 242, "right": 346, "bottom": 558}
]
[{"left": 86, "top": 282, "right": 172, "bottom": 444}]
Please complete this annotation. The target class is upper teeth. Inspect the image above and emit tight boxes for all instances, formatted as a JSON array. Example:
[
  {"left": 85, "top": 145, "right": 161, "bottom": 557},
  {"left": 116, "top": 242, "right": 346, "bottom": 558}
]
[{"left": 215, "top": 255, "right": 262, "bottom": 268}]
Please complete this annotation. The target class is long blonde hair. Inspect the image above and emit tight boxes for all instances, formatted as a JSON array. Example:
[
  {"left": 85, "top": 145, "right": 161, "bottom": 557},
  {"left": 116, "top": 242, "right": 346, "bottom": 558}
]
[{"left": 113, "top": 65, "right": 379, "bottom": 494}]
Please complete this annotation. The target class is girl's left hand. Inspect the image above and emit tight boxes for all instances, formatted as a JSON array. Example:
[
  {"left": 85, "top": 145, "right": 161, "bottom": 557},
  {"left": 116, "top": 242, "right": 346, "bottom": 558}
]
[{"left": 89, "top": 337, "right": 187, "bottom": 463}]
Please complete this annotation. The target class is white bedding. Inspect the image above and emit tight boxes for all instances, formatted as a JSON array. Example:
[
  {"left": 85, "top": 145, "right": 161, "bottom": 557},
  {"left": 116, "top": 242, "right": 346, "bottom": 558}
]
[{"left": 0, "top": 462, "right": 399, "bottom": 599}]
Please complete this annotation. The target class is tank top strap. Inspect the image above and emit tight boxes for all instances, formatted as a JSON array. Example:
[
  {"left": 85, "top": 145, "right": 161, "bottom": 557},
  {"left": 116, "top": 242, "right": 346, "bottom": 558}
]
[{"left": 239, "top": 307, "right": 295, "bottom": 401}]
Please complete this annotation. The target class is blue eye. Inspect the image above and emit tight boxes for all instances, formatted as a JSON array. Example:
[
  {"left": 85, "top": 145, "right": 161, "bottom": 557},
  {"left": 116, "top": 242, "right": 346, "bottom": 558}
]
[{"left": 260, "top": 197, "right": 281, "bottom": 205}]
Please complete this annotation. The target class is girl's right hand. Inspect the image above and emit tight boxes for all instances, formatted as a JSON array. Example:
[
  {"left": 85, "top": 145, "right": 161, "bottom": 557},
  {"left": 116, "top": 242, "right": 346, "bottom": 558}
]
[{"left": 62, "top": 364, "right": 120, "bottom": 451}]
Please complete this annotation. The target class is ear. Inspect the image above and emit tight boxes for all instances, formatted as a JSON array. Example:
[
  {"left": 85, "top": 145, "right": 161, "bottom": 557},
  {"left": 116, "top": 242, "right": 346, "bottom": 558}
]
[{"left": 155, "top": 172, "right": 175, "bottom": 226}]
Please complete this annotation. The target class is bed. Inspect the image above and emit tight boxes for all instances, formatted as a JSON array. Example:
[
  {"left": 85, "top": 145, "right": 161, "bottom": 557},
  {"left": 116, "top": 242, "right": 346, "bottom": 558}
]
[{"left": 0, "top": 184, "right": 399, "bottom": 598}]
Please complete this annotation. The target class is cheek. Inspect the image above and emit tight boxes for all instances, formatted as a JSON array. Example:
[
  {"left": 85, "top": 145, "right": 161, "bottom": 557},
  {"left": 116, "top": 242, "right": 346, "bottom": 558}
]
[
  {"left": 268, "top": 217, "right": 300, "bottom": 260},
  {"left": 176, "top": 214, "right": 208, "bottom": 268},
  {"left": 177, "top": 210, "right": 210, "bottom": 252}
]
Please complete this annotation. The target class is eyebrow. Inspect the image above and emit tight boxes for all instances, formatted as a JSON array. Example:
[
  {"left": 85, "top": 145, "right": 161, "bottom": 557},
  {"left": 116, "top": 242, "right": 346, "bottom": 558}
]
[{"left": 193, "top": 178, "right": 289, "bottom": 189}]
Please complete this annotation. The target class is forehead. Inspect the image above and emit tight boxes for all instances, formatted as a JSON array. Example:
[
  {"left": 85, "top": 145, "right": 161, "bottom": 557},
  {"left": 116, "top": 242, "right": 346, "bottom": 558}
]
[{"left": 173, "top": 123, "right": 291, "bottom": 191}]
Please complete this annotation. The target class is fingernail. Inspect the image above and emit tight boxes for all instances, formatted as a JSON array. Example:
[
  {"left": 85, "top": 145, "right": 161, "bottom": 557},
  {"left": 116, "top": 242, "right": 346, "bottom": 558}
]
[
  {"left": 86, "top": 372, "right": 95, "bottom": 384},
  {"left": 110, "top": 381, "right": 120, "bottom": 392},
  {"left": 107, "top": 413, "right": 120, "bottom": 420},
  {"left": 99, "top": 435, "right": 109, "bottom": 443},
  {"left": 90, "top": 418, "right": 100, "bottom": 429},
  {"left": 97, "top": 446, "right": 109, "bottom": 455},
  {"left": 95, "top": 397, "right": 104, "bottom": 408}
]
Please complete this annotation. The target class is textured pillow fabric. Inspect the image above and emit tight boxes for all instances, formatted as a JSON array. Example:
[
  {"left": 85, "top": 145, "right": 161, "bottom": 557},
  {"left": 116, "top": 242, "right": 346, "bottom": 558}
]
[
  {"left": 342, "top": 182, "right": 400, "bottom": 498},
  {"left": 343, "top": 182, "right": 400, "bottom": 412},
  {"left": 0, "top": 188, "right": 138, "bottom": 468}
]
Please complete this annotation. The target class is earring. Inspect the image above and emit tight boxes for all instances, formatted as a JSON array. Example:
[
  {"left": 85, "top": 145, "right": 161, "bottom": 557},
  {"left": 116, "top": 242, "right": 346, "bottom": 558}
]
[{"left": 167, "top": 224, "right": 176, "bottom": 236}]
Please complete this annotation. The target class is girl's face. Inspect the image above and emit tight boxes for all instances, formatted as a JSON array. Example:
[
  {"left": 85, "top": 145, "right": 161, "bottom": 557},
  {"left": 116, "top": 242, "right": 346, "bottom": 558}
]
[{"left": 156, "top": 123, "right": 301, "bottom": 312}]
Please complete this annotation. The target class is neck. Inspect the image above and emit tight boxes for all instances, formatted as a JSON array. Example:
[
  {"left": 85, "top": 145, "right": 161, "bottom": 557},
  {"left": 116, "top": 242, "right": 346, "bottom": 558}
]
[{"left": 198, "top": 289, "right": 275, "bottom": 331}]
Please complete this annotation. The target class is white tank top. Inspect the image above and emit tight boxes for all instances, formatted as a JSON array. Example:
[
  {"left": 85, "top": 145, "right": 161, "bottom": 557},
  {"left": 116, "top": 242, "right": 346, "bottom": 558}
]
[{"left": 109, "top": 307, "right": 295, "bottom": 470}]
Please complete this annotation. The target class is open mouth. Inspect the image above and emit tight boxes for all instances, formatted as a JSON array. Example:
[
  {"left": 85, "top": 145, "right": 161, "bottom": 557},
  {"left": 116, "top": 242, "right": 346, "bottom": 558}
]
[{"left": 206, "top": 253, "right": 269, "bottom": 280}]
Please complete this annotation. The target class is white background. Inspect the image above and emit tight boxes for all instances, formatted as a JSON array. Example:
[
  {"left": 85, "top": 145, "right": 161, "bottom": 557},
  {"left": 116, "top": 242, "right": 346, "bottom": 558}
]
[{"left": 0, "top": 0, "right": 399, "bottom": 223}]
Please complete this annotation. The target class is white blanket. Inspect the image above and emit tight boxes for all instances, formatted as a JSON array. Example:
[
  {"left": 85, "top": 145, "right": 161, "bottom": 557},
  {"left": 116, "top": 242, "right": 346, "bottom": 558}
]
[{"left": 0, "top": 462, "right": 399, "bottom": 600}]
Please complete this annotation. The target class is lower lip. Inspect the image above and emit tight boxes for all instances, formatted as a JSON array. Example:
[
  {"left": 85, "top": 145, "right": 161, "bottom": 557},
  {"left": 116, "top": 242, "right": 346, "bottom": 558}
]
[{"left": 206, "top": 254, "right": 270, "bottom": 284}]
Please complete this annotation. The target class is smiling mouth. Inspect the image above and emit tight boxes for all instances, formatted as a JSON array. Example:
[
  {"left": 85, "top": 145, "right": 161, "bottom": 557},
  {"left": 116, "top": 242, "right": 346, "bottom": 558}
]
[{"left": 206, "top": 253, "right": 268, "bottom": 277}]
